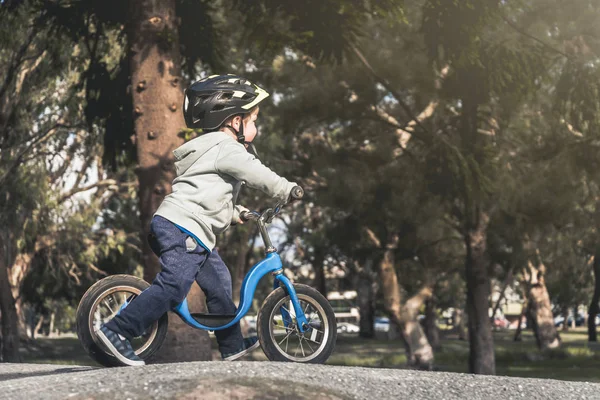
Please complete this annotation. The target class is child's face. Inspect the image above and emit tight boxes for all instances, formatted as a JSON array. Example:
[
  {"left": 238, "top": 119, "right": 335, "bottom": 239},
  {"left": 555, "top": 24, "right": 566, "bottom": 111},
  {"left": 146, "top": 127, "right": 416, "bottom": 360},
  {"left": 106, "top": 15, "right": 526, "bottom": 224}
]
[{"left": 242, "top": 109, "right": 259, "bottom": 143}]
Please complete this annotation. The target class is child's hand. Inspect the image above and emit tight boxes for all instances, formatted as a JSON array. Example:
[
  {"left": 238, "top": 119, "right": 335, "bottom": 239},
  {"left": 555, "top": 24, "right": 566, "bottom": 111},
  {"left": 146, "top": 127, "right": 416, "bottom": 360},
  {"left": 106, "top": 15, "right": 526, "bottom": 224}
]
[{"left": 236, "top": 205, "right": 250, "bottom": 224}]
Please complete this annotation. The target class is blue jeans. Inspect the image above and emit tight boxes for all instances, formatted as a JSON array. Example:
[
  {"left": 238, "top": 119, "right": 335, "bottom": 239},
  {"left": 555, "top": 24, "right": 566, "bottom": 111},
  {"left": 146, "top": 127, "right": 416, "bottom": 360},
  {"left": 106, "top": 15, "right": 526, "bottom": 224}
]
[{"left": 105, "top": 215, "right": 243, "bottom": 354}]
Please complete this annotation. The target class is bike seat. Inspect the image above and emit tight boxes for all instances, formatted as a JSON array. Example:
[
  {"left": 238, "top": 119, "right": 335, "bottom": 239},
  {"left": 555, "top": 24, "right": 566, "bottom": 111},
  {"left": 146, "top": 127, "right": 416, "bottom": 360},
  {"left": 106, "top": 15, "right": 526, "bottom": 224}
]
[{"left": 190, "top": 313, "right": 237, "bottom": 328}]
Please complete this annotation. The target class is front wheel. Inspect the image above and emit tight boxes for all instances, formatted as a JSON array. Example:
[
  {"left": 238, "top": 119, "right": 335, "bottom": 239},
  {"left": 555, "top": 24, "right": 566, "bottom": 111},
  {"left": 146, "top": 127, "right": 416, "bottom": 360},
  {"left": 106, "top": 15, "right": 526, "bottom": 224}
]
[{"left": 257, "top": 284, "right": 337, "bottom": 363}]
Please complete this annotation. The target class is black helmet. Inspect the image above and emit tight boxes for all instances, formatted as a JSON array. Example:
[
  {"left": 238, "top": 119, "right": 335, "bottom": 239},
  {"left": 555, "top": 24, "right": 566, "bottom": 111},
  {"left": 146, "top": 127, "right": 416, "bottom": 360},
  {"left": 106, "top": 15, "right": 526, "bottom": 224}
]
[{"left": 183, "top": 74, "right": 269, "bottom": 132}]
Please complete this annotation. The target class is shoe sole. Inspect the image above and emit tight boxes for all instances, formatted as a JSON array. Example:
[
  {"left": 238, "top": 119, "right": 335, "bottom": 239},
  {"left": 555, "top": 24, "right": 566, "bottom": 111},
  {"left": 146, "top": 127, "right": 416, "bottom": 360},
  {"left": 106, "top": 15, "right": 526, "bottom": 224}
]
[
  {"left": 96, "top": 329, "right": 145, "bottom": 367},
  {"left": 223, "top": 340, "right": 261, "bottom": 361}
]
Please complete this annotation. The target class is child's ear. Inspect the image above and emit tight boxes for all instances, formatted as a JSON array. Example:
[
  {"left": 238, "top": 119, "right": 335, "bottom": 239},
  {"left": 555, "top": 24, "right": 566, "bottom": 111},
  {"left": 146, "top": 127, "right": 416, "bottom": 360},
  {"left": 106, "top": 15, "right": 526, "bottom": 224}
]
[{"left": 233, "top": 115, "right": 242, "bottom": 128}]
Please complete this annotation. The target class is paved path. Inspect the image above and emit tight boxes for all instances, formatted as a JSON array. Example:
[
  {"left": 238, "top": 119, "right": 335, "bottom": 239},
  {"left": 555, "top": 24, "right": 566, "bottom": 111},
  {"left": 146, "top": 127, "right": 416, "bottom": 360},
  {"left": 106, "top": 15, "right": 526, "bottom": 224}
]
[{"left": 1, "top": 362, "right": 599, "bottom": 399}]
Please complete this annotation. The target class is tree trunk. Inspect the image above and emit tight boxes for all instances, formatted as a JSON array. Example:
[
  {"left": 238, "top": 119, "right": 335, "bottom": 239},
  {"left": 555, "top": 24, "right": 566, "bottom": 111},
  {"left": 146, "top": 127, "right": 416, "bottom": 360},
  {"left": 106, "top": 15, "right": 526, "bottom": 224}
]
[
  {"left": 490, "top": 268, "right": 513, "bottom": 322},
  {"left": 465, "top": 210, "right": 495, "bottom": 375},
  {"left": 513, "top": 302, "right": 526, "bottom": 342},
  {"left": 588, "top": 252, "right": 600, "bottom": 342},
  {"left": 312, "top": 247, "right": 327, "bottom": 296},
  {"left": 49, "top": 312, "right": 55, "bottom": 336},
  {"left": 129, "top": 0, "right": 210, "bottom": 362},
  {"left": 562, "top": 309, "right": 569, "bottom": 332},
  {"left": 424, "top": 298, "right": 440, "bottom": 350},
  {"left": 399, "top": 286, "right": 434, "bottom": 369},
  {"left": 377, "top": 233, "right": 434, "bottom": 369},
  {"left": 356, "top": 257, "right": 377, "bottom": 339},
  {"left": 0, "top": 234, "right": 21, "bottom": 362},
  {"left": 32, "top": 315, "right": 44, "bottom": 339},
  {"left": 453, "top": 308, "right": 468, "bottom": 340},
  {"left": 525, "top": 259, "right": 561, "bottom": 350},
  {"left": 8, "top": 251, "right": 33, "bottom": 338}
]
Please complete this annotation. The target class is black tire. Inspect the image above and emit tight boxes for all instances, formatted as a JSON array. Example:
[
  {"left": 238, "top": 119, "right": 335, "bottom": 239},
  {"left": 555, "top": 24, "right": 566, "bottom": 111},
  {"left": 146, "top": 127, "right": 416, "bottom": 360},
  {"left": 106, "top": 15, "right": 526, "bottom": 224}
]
[
  {"left": 76, "top": 274, "right": 168, "bottom": 367},
  {"left": 257, "top": 284, "right": 337, "bottom": 363}
]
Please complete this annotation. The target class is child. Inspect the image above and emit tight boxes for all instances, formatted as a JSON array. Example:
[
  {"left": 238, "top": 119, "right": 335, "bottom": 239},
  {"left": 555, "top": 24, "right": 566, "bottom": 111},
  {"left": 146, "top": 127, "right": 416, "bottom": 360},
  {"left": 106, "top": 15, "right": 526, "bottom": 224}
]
[{"left": 98, "top": 74, "right": 298, "bottom": 366}]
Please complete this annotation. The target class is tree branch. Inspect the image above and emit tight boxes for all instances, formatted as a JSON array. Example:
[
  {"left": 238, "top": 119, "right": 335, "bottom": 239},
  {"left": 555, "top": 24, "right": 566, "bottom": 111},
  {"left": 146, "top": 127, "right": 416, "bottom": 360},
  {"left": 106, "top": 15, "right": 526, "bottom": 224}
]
[
  {"left": 0, "top": 121, "right": 68, "bottom": 188},
  {"left": 404, "top": 283, "right": 434, "bottom": 318},
  {"left": 363, "top": 227, "right": 382, "bottom": 248},
  {"left": 15, "top": 50, "right": 47, "bottom": 98},
  {"left": 50, "top": 129, "right": 85, "bottom": 183},
  {"left": 500, "top": 15, "right": 570, "bottom": 59},
  {"left": 0, "top": 24, "right": 38, "bottom": 103},
  {"left": 350, "top": 43, "right": 434, "bottom": 140},
  {"left": 58, "top": 179, "right": 118, "bottom": 204}
]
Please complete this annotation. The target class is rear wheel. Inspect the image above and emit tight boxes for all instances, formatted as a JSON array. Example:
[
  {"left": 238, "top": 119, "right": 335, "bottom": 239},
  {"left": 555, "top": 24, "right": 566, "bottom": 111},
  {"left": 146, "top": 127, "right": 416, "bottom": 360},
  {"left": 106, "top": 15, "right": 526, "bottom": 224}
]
[
  {"left": 76, "top": 274, "right": 168, "bottom": 367},
  {"left": 257, "top": 284, "right": 337, "bottom": 363}
]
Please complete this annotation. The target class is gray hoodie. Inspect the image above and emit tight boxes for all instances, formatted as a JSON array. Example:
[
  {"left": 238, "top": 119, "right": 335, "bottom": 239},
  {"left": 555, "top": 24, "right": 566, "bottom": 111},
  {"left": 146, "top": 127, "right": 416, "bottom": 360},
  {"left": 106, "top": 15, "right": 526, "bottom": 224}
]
[{"left": 154, "top": 131, "right": 296, "bottom": 250}]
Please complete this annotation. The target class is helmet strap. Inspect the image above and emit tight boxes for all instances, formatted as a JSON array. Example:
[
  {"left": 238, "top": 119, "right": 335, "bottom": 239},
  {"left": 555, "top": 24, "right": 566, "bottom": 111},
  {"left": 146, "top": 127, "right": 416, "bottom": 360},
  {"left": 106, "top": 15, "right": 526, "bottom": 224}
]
[
  {"left": 236, "top": 120, "right": 246, "bottom": 144},
  {"left": 223, "top": 120, "right": 257, "bottom": 156},
  {"left": 223, "top": 115, "right": 246, "bottom": 144},
  {"left": 245, "top": 142, "right": 259, "bottom": 158}
]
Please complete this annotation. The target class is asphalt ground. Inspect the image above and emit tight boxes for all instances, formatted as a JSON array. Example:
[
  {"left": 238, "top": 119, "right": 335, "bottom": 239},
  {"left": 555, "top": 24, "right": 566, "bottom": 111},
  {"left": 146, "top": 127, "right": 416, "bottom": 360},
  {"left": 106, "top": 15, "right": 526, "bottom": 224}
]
[{"left": 1, "top": 361, "right": 600, "bottom": 399}]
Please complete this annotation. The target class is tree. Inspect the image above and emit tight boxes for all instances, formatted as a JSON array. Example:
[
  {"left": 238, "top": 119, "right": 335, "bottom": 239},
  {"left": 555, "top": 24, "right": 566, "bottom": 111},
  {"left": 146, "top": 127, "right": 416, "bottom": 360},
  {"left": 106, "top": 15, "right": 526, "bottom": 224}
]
[{"left": 0, "top": 0, "right": 77, "bottom": 361}]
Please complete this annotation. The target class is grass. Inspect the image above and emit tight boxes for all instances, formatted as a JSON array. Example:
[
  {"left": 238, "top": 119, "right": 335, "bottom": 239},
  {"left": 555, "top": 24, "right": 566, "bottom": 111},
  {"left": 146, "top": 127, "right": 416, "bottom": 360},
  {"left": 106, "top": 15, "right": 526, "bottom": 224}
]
[
  {"left": 16, "top": 328, "right": 600, "bottom": 382},
  {"left": 19, "top": 335, "right": 99, "bottom": 367}
]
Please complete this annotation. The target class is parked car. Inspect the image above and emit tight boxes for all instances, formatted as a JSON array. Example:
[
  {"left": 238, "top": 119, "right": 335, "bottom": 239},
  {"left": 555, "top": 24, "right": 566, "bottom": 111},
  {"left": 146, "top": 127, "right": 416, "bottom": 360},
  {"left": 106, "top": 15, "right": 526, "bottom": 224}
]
[
  {"left": 337, "top": 322, "right": 360, "bottom": 334},
  {"left": 374, "top": 317, "right": 390, "bottom": 332},
  {"left": 493, "top": 317, "right": 510, "bottom": 329},
  {"left": 554, "top": 314, "right": 586, "bottom": 327}
]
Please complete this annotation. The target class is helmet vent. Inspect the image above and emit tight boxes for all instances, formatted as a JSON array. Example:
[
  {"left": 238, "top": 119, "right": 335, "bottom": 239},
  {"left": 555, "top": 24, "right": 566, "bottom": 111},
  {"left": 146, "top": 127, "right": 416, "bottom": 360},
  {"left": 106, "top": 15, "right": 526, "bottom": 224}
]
[
  {"left": 195, "top": 95, "right": 209, "bottom": 104},
  {"left": 193, "top": 110, "right": 205, "bottom": 122},
  {"left": 220, "top": 92, "right": 233, "bottom": 100}
]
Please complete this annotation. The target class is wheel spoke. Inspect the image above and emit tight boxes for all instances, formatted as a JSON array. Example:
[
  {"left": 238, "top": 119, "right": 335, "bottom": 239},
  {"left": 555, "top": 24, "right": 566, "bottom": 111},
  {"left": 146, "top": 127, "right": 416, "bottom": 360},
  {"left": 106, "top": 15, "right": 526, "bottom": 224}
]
[
  {"left": 299, "top": 337, "right": 306, "bottom": 357},
  {"left": 103, "top": 297, "right": 118, "bottom": 317},
  {"left": 282, "top": 305, "right": 294, "bottom": 317},
  {"left": 303, "top": 336, "right": 315, "bottom": 353},
  {"left": 104, "top": 302, "right": 120, "bottom": 321},
  {"left": 278, "top": 328, "right": 295, "bottom": 346},
  {"left": 98, "top": 302, "right": 110, "bottom": 319},
  {"left": 308, "top": 326, "right": 324, "bottom": 334},
  {"left": 303, "top": 302, "right": 310, "bottom": 316}
]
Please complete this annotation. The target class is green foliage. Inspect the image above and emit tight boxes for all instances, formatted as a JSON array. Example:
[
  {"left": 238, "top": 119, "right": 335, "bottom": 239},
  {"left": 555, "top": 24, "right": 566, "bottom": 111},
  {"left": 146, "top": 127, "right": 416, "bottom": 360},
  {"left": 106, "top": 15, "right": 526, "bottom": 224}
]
[
  {"left": 177, "top": 0, "right": 223, "bottom": 77},
  {"left": 233, "top": 0, "right": 404, "bottom": 62}
]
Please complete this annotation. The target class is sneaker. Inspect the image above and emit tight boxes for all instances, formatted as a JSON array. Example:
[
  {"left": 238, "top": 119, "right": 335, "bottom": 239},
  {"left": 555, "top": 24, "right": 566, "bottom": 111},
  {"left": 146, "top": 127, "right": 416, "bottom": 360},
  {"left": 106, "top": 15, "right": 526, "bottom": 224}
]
[
  {"left": 96, "top": 325, "right": 145, "bottom": 366},
  {"left": 221, "top": 337, "right": 260, "bottom": 361}
]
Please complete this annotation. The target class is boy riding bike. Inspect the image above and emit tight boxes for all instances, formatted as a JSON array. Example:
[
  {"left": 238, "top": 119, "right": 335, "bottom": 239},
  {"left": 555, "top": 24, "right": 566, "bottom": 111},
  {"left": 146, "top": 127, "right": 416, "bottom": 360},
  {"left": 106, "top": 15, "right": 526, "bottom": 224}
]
[{"left": 98, "top": 74, "right": 298, "bottom": 366}]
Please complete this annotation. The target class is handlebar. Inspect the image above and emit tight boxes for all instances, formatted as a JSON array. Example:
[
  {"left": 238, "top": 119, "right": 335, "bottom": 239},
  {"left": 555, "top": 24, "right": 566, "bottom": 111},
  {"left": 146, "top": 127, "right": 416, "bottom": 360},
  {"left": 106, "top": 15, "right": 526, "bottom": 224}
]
[
  {"left": 290, "top": 186, "right": 304, "bottom": 201},
  {"left": 240, "top": 185, "right": 303, "bottom": 222}
]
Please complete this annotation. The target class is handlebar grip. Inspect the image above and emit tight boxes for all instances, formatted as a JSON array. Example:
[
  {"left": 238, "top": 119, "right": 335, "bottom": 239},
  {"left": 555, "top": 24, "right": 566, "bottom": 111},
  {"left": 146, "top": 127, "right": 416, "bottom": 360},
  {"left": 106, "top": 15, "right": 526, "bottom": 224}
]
[
  {"left": 290, "top": 186, "right": 304, "bottom": 200},
  {"left": 240, "top": 211, "right": 251, "bottom": 222}
]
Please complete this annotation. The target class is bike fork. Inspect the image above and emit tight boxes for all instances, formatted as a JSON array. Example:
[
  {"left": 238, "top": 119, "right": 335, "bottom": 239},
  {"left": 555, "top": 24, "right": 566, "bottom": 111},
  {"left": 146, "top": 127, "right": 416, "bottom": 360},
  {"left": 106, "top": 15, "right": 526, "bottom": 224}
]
[{"left": 273, "top": 273, "right": 308, "bottom": 333}]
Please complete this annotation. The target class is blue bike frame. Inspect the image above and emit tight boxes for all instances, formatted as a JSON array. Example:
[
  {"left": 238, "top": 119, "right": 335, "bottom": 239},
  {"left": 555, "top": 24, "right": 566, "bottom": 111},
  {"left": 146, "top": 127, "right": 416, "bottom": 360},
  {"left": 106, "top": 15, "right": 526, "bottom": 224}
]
[{"left": 171, "top": 252, "right": 309, "bottom": 333}]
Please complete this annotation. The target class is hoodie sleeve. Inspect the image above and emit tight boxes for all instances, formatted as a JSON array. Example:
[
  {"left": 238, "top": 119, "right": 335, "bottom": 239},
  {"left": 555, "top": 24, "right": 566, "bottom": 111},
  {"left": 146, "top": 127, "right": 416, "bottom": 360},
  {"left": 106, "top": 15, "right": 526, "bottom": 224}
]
[{"left": 216, "top": 141, "right": 296, "bottom": 202}]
